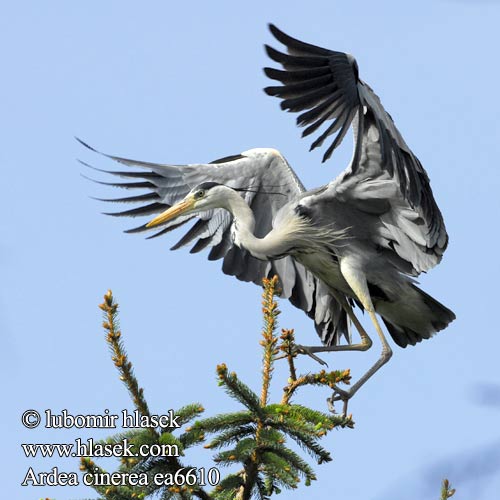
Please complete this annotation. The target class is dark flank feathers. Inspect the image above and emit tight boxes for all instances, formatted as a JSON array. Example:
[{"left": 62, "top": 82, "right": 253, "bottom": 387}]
[{"left": 381, "top": 284, "right": 456, "bottom": 348}]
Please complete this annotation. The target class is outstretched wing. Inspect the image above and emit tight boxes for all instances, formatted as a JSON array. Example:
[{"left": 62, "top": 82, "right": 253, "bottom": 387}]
[
  {"left": 264, "top": 24, "right": 448, "bottom": 275},
  {"left": 81, "top": 141, "right": 350, "bottom": 345}
]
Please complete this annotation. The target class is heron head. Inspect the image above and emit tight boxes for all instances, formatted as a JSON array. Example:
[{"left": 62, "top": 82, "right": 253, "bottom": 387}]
[{"left": 146, "top": 182, "right": 228, "bottom": 228}]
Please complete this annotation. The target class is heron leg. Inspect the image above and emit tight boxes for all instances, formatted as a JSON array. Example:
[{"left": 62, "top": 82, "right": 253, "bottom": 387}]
[
  {"left": 326, "top": 260, "right": 393, "bottom": 413},
  {"left": 292, "top": 288, "right": 378, "bottom": 413},
  {"left": 287, "top": 263, "right": 394, "bottom": 413},
  {"left": 329, "top": 310, "right": 393, "bottom": 412},
  {"left": 296, "top": 289, "right": 373, "bottom": 355}
]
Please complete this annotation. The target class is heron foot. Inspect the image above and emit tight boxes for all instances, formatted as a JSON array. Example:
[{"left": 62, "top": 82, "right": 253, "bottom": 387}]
[
  {"left": 327, "top": 384, "right": 351, "bottom": 415},
  {"left": 294, "top": 344, "right": 328, "bottom": 366}
]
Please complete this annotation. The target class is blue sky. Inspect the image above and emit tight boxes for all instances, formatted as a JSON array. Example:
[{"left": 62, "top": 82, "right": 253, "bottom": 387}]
[{"left": 2, "top": 1, "right": 500, "bottom": 499}]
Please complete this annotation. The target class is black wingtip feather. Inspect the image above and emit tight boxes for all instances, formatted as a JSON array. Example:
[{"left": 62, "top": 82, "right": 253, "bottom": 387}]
[
  {"left": 264, "top": 27, "right": 361, "bottom": 161},
  {"left": 263, "top": 67, "right": 281, "bottom": 81},
  {"left": 124, "top": 224, "right": 151, "bottom": 234},
  {"left": 268, "top": 24, "right": 332, "bottom": 57},
  {"left": 103, "top": 202, "right": 166, "bottom": 218},
  {"left": 268, "top": 23, "right": 281, "bottom": 37},
  {"left": 93, "top": 192, "right": 160, "bottom": 204},
  {"left": 75, "top": 137, "right": 98, "bottom": 153},
  {"left": 146, "top": 219, "right": 191, "bottom": 240},
  {"left": 78, "top": 159, "right": 99, "bottom": 170},
  {"left": 265, "top": 44, "right": 326, "bottom": 68},
  {"left": 263, "top": 85, "right": 281, "bottom": 97},
  {"left": 264, "top": 45, "right": 283, "bottom": 64}
]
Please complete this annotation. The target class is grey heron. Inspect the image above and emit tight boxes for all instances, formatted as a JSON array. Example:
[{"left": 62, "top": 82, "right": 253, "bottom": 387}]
[{"left": 84, "top": 24, "right": 455, "bottom": 409}]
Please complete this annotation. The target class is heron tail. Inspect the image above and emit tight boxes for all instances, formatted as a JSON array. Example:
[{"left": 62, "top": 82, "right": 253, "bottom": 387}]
[{"left": 377, "top": 284, "right": 455, "bottom": 348}]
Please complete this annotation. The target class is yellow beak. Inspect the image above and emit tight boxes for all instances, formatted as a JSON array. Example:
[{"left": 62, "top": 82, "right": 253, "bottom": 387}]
[{"left": 146, "top": 197, "right": 195, "bottom": 228}]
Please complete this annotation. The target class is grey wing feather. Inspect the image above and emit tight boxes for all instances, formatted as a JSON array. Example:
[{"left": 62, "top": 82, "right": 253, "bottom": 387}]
[
  {"left": 264, "top": 24, "right": 448, "bottom": 275},
  {"left": 80, "top": 139, "right": 349, "bottom": 345}
]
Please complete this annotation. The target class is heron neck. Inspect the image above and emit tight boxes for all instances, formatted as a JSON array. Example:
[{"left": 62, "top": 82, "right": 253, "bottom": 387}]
[
  {"left": 224, "top": 191, "right": 256, "bottom": 239},
  {"left": 222, "top": 191, "right": 282, "bottom": 260}
]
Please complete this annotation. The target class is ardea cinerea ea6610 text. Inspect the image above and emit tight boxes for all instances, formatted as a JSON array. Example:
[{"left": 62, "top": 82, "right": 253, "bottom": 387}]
[{"left": 83, "top": 24, "right": 455, "bottom": 411}]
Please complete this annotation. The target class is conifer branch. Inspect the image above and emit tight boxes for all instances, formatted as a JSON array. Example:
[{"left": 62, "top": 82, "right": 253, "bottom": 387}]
[
  {"left": 241, "top": 275, "right": 280, "bottom": 500},
  {"left": 440, "top": 479, "right": 456, "bottom": 499},
  {"left": 216, "top": 364, "right": 264, "bottom": 417},
  {"left": 202, "top": 425, "right": 256, "bottom": 450},
  {"left": 87, "top": 283, "right": 354, "bottom": 500},
  {"left": 191, "top": 410, "right": 255, "bottom": 435},
  {"left": 260, "top": 276, "right": 280, "bottom": 407},
  {"left": 281, "top": 369, "right": 352, "bottom": 406},
  {"left": 99, "top": 290, "right": 155, "bottom": 438},
  {"left": 96, "top": 291, "right": 211, "bottom": 500},
  {"left": 279, "top": 329, "right": 297, "bottom": 382}
]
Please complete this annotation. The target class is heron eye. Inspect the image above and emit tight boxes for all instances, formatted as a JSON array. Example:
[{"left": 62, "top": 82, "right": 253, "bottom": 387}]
[{"left": 194, "top": 189, "right": 205, "bottom": 199}]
